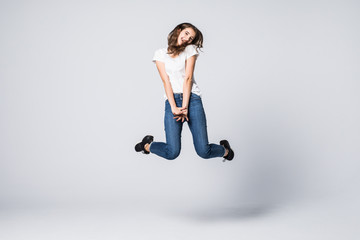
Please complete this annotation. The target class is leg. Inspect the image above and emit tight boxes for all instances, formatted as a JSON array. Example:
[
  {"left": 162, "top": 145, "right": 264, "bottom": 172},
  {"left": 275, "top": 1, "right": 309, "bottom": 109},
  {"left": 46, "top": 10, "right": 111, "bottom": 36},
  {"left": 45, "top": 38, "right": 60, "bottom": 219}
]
[
  {"left": 187, "top": 94, "right": 225, "bottom": 159},
  {"left": 149, "top": 98, "right": 183, "bottom": 160}
]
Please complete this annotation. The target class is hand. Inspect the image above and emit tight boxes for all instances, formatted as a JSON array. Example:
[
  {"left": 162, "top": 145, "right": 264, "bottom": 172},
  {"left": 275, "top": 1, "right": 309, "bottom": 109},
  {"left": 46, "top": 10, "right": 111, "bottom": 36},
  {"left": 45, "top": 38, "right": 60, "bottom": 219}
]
[
  {"left": 173, "top": 107, "right": 189, "bottom": 122},
  {"left": 172, "top": 107, "right": 185, "bottom": 116}
]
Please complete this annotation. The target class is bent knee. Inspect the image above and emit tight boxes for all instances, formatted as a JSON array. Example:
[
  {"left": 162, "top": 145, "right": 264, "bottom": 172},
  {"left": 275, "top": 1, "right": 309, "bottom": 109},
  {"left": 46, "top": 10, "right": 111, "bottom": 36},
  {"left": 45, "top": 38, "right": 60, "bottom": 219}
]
[
  {"left": 196, "top": 148, "right": 211, "bottom": 159},
  {"left": 166, "top": 150, "right": 180, "bottom": 160}
]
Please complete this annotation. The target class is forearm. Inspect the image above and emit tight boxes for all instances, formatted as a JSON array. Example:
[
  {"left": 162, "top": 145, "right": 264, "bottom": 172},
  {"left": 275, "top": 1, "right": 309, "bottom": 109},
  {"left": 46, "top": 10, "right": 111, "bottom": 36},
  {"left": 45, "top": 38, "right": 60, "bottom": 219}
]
[
  {"left": 182, "top": 77, "right": 192, "bottom": 108},
  {"left": 163, "top": 81, "right": 177, "bottom": 110},
  {"left": 155, "top": 61, "right": 177, "bottom": 111}
]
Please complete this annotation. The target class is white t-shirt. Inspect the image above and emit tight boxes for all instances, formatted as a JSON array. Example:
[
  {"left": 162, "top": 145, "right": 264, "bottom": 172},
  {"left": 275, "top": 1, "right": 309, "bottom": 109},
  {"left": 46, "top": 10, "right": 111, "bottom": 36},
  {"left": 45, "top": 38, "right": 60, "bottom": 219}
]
[{"left": 152, "top": 44, "right": 202, "bottom": 99}]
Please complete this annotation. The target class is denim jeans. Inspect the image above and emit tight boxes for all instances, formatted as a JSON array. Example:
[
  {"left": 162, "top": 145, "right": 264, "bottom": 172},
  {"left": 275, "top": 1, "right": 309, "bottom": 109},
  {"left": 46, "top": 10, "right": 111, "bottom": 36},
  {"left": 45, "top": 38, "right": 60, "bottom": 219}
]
[{"left": 149, "top": 93, "right": 226, "bottom": 160}]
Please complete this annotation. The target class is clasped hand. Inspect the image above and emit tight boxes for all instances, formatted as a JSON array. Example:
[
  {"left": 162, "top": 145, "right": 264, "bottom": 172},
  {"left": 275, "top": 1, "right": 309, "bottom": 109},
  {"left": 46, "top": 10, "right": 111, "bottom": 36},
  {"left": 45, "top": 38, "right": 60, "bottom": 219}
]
[{"left": 172, "top": 107, "right": 189, "bottom": 122}]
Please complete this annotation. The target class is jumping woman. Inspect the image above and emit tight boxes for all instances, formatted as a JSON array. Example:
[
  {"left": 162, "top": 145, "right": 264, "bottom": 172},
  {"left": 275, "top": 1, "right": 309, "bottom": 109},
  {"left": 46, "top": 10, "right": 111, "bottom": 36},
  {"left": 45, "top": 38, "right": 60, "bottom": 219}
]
[{"left": 135, "top": 23, "right": 234, "bottom": 161}]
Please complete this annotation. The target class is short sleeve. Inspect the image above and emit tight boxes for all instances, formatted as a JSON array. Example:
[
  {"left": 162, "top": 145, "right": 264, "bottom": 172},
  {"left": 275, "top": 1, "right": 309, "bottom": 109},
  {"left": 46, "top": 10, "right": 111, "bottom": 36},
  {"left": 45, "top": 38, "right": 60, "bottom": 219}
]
[
  {"left": 185, "top": 45, "right": 199, "bottom": 60},
  {"left": 152, "top": 49, "right": 165, "bottom": 63}
]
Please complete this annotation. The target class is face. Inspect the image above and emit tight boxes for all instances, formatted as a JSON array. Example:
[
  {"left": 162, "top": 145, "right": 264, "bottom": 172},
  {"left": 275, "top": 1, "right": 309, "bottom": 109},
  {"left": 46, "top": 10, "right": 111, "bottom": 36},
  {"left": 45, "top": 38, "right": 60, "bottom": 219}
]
[{"left": 177, "top": 27, "right": 196, "bottom": 46}]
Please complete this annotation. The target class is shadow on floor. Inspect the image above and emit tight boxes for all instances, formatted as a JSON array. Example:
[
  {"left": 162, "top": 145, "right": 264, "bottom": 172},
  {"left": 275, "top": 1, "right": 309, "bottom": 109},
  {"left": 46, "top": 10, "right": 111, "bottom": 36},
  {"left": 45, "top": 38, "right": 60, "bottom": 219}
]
[{"left": 174, "top": 203, "right": 278, "bottom": 222}]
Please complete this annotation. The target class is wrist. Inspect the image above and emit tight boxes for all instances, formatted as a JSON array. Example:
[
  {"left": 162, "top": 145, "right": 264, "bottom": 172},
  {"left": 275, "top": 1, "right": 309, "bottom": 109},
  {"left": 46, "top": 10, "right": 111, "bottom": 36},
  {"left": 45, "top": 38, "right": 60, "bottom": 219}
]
[{"left": 170, "top": 104, "right": 177, "bottom": 111}]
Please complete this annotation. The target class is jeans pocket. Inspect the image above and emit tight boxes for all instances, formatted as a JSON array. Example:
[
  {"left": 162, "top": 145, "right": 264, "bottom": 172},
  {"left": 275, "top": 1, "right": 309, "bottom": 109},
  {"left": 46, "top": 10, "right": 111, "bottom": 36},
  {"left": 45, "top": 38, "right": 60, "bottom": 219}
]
[{"left": 191, "top": 93, "right": 201, "bottom": 100}]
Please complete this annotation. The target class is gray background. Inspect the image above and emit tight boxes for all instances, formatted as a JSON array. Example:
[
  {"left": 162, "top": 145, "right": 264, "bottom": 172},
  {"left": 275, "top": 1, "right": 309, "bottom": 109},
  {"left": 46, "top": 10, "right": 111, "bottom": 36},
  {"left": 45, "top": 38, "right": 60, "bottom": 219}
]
[{"left": 1, "top": 0, "right": 359, "bottom": 239}]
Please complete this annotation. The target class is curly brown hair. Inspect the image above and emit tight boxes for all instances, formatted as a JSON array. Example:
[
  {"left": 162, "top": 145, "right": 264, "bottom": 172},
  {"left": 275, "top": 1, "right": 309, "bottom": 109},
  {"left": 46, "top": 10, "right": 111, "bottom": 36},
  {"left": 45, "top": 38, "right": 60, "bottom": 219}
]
[{"left": 167, "top": 23, "right": 203, "bottom": 57}]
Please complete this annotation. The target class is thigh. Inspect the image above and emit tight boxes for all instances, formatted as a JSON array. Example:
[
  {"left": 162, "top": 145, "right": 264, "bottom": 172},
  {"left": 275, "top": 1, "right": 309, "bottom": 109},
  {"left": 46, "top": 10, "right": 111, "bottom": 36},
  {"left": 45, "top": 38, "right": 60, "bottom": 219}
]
[
  {"left": 165, "top": 100, "right": 183, "bottom": 148},
  {"left": 187, "top": 95, "right": 209, "bottom": 147}
]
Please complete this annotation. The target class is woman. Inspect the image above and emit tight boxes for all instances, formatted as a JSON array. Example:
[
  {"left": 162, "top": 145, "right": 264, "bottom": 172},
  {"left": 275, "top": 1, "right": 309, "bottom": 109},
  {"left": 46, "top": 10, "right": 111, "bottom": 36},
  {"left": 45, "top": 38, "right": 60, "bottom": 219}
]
[{"left": 135, "top": 23, "right": 234, "bottom": 161}]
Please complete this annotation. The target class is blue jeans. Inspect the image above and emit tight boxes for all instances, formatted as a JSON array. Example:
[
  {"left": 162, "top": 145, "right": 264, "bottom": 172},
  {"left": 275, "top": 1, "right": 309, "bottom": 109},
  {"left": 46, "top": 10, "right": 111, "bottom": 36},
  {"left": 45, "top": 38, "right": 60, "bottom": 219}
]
[{"left": 149, "top": 93, "right": 225, "bottom": 160}]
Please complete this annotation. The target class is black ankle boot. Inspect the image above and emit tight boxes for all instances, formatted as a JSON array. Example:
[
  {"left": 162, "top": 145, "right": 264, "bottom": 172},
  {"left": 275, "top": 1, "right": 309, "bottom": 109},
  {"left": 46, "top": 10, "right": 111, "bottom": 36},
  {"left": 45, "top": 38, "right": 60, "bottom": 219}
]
[
  {"left": 135, "top": 135, "right": 154, "bottom": 154},
  {"left": 220, "top": 140, "right": 234, "bottom": 161}
]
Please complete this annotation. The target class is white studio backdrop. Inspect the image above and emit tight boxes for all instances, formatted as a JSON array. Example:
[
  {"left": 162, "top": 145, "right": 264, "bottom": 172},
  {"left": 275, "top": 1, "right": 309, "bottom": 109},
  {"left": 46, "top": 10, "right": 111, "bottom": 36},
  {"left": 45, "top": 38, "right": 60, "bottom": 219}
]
[{"left": 0, "top": 0, "right": 359, "bottom": 213}]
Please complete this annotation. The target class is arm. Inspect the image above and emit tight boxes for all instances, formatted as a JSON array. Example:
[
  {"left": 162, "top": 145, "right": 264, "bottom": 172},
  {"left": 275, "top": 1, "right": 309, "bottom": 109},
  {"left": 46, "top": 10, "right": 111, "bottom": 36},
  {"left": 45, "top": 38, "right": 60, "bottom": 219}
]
[
  {"left": 155, "top": 61, "right": 184, "bottom": 116},
  {"left": 182, "top": 55, "right": 197, "bottom": 110}
]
